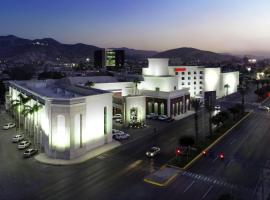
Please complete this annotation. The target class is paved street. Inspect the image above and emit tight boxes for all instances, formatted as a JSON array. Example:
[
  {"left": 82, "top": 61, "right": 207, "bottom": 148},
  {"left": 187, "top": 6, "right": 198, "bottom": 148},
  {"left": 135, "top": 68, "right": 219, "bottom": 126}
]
[{"left": 1, "top": 87, "right": 270, "bottom": 200}]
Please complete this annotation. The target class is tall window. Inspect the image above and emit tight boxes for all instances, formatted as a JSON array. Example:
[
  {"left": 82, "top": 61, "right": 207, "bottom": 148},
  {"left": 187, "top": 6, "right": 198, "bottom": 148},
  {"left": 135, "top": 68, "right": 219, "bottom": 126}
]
[
  {"left": 74, "top": 114, "right": 82, "bottom": 149},
  {"left": 104, "top": 107, "right": 107, "bottom": 135}
]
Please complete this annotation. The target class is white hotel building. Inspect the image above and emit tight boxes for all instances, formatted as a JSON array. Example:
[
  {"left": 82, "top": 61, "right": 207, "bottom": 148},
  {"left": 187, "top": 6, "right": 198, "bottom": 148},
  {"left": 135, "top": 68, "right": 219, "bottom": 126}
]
[
  {"left": 143, "top": 58, "right": 239, "bottom": 99},
  {"left": 5, "top": 58, "right": 239, "bottom": 160}
]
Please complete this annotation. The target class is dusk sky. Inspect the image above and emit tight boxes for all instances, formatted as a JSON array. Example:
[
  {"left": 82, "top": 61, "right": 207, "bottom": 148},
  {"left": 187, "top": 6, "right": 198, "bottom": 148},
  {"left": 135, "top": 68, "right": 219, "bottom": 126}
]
[{"left": 1, "top": 0, "right": 270, "bottom": 54}]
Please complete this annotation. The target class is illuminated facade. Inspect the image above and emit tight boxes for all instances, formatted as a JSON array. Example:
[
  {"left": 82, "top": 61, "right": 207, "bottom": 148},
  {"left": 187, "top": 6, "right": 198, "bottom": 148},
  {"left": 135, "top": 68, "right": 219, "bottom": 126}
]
[
  {"left": 6, "top": 79, "right": 112, "bottom": 160},
  {"left": 143, "top": 58, "right": 239, "bottom": 98}
]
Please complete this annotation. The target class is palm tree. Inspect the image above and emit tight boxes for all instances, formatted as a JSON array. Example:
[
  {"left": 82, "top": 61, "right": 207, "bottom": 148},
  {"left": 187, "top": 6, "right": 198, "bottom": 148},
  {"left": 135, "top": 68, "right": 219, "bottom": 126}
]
[
  {"left": 30, "top": 103, "right": 43, "bottom": 147},
  {"left": 133, "top": 79, "right": 141, "bottom": 95},
  {"left": 10, "top": 93, "right": 30, "bottom": 133},
  {"left": 224, "top": 84, "right": 230, "bottom": 96},
  {"left": 238, "top": 84, "right": 247, "bottom": 113},
  {"left": 205, "top": 104, "right": 214, "bottom": 138},
  {"left": 191, "top": 98, "right": 202, "bottom": 143},
  {"left": 85, "top": 81, "right": 95, "bottom": 87}
]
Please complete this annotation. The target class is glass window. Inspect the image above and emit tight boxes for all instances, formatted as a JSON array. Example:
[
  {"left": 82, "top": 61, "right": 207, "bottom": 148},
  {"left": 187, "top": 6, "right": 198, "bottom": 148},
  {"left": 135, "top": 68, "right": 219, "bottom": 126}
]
[
  {"left": 182, "top": 83, "right": 185, "bottom": 85},
  {"left": 188, "top": 77, "right": 191, "bottom": 80},
  {"left": 194, "top": 76, "right": 197, "bottom": 80},
  {"left": 200, "top": 81, "right": 203, "bottom": 84},
  {"left": 200, "top": 71, "right": 203, "bottom": 74},
  {"left": 182, "top": 77, "right": 185, "bottom": 80},
  {"left": 194, "top": 71, "right": 197, "bottom": 74},
  {"left": 194, "top": 82, "right": 196, "bottom": 85},
  {"left": 175, "top": 72, "right": 178, "bottom": 75},
  {"left": 188, "top": 82, "right": 190, "bottom": 85},
  {"left": 182, "top": 72, "right": 185, "bottom": 75},
  {"left": 200, "top": 76, "right": 203, "bottom": 79},
  {"left": 188, "top": 72, "right": 191, "bottom": 75}
]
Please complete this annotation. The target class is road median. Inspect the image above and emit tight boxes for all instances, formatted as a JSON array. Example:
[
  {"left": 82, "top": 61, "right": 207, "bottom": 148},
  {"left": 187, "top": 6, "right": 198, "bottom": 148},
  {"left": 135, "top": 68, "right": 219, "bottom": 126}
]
[{"left": 167, "top": 111, "right": 252, "bottom": 170}]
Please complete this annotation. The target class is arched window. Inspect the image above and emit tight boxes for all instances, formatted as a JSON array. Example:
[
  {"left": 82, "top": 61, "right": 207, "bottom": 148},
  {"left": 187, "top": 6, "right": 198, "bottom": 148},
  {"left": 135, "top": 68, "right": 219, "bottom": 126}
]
[
  {"left": 154, "top": 102, "right": 158, "bottom": 114},
  {"left": 160, "top": 103, "right": 165, "bottom": 115},
  {"left": 54, "top": 114, "right": 69, "bottom": 149}
]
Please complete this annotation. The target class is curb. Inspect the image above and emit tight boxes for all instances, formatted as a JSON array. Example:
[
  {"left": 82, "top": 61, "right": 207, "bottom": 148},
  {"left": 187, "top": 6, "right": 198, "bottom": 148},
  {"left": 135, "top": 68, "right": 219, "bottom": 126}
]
[
  {"left": 169, "top": 111, "right": 252, "bottom": 170},
  {"left": 143, "top": 172, "right": 178, "bottom": 187}
]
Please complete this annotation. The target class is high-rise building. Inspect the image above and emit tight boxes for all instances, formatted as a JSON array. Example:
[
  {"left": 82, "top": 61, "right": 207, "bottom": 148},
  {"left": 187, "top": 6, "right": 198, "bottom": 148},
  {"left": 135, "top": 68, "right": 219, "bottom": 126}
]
[{"left": 94, "top": 49, "right": 125, "bottom": 70}]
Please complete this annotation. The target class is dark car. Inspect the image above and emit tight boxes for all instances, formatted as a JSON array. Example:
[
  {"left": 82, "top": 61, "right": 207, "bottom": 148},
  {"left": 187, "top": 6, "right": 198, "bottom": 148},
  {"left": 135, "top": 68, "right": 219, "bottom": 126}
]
[
  {"left": 23, "top": 148, "right": 38, "bottom": 158},
  {"left": 165, "top": 117, "right": 174, "bottom": 122}
]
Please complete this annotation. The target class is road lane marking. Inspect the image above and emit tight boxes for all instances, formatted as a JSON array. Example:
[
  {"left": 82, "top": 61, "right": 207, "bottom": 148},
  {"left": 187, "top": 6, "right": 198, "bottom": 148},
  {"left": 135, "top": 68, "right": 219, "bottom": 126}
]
[
  {"left": 230, "top": 139, "right": 237, "bottom": 144},
  {"left": 183, "top": 181, "right": 195, "bottom": 193},
  {"left": 212, "top": 157, "right": 218, "bottom": 163},
  {"left": 201, "top": 185, "right": 213, "bottom": 199}
]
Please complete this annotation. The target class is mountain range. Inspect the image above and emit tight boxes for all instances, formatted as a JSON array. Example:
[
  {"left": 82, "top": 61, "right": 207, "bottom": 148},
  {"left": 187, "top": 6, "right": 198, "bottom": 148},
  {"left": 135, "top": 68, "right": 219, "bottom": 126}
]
[{"left": 0, "top": 35, "right": 242, "bottom": 64}]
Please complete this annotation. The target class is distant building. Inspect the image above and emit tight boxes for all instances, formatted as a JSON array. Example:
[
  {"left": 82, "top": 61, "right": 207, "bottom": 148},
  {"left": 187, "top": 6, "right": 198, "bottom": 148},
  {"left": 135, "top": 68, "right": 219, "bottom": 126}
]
[{"left": 94, "top": 49, "right": 125, "bottom": 71}]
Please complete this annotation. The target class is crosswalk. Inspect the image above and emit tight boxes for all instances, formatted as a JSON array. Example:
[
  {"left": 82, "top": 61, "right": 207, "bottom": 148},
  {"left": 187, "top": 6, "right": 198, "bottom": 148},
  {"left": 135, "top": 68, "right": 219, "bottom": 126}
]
[{"left": 181, "top": 171, "right": 238, "bottom": 189}]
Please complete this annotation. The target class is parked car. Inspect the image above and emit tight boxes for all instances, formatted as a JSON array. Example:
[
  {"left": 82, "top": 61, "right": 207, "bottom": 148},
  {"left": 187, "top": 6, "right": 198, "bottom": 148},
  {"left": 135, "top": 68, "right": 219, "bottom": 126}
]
[
  {"left": 146, "top": 146, "right": 161, "bottom": 157},
  {"left": 113, "top": 132, "right": 130, "bottom": 140},
  {"left": 214, "top": 105, "right": 221, "bottom": 110},
  {"left": 165, "top": 117, "right": 174, "bottom": 122},
  {"left": 18, "top": 140, "right": 31, "bottom": 150},
  {"left": 146, "top": 113, "right": 158, "bottom": 119},
  {"left": 12, "top": 134, "right": 24, "bottom": 143},
  {"left": 112, "top": 129, "right": 125, "bottom": 135},
  {"left": 258, "top": 105, "right": 270, "bottom": 111},
  {"left": 158, "top": 115, "right": 169, "bottom": 121},
  {"left": 23, "top": 148, "right": 38, "bottom": 158},
  {"left": 114, "top": 118, "right": 122, "bottom": 123},
  {"left": 113, "top": 114, "right": 122, "bottom": 119},
  {"left": 3, "top": 123, "right": 16, "bottom": 130}
]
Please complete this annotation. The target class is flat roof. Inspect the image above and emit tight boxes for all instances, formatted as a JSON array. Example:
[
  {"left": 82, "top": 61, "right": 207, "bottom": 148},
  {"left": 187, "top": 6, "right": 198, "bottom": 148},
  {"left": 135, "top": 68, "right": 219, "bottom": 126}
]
[{"left": 9, "top": 79, "right": 108, "bottom": 100}]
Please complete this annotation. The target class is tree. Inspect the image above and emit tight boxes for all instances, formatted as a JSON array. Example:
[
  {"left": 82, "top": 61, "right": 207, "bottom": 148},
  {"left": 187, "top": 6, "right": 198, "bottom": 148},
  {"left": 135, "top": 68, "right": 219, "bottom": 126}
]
[
  {"left": 179, "top": 136, "right": 195, "bottom": 160},
  {"left": 38, "top": 71, "right": 65, "bottom": 80},
  {"left": 224, "top": 84, "right": 230, "bottom": 96},
  {"left": 133, "top": 79, "right": 141, "bottom": 95},
  {"left": 8, "top": 65, "right": 35, "bottom": 80},
  {"left": 228, "top": 105, "right": 240, "bottom": 119},
  {"left": 205, "top": 104, "right": 214, "bottom": 137},
  {"left": 191, "top": 98, "right": 202, "bottom": 143},
  {"left": 85, "top": 81, "right": 95, "bottom": 87},
  {"left": 0, "top": 81, "right": 6, "bottom": 103},
  {"left": 238, "top": 84, "right": 247, "bottom": 113}
]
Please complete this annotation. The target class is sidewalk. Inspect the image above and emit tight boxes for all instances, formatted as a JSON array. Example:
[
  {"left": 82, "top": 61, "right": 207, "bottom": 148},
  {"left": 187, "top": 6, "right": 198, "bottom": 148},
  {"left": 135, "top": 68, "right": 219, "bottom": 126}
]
[
  {"left": 144, "top": 166, "right": 180, "bottom": 187},
  {"left": 35, "top": 141, "right": 121, "bottom": 166}
]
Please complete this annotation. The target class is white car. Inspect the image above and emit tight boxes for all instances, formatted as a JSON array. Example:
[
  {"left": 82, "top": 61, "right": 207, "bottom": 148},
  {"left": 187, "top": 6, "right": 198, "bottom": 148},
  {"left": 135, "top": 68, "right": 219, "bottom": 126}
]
[
  {"left": 12, "top": 134, "right": 24, "bottom": 143},
  {"left": 3, "top": 123, "right": 16, "bottom": 130},
  {"left": 18, "top": 140, "right": 31, "bottom": 150},
  {"left": 112, "top": 129, "right": 124, "bottom": 135},
  {"left": 215, "top": 105, "right": 221, "bottom": 110},
  {"left": 113, "top": 132, "right": 130, "bottom": 140},
  {"left": 259, "top": 105, "right": 270, "bottom": 111},
  {"left": 23, "top": 148, "right": 38, "bottom": 158},
  {"left": 114, "top": 118, "right": 122, "bottom": 123},
  {"left": 158, "top": 115, "right": 169, "bottom": 121},
  {"left": 146, "top": 147, "right": 161, "bottom": 157},
  {"left": 113, "top": 114, "right": 122, "bottom": 119},
  {"left": 146, "top": 113, "right": 158, "bottom": 119}
]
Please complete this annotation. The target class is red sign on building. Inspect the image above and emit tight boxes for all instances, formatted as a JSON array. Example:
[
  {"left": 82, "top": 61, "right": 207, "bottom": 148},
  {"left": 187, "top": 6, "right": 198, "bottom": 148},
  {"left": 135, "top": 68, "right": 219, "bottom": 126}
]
[{"left": 175, "top": 68, "right": 186, "bottom": 72}]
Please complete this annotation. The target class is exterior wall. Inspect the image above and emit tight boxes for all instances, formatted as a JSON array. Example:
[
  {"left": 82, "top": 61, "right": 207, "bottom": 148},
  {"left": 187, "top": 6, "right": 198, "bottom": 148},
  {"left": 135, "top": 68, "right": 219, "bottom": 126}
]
[
  {"left": 93, "top": 82, "right": 135, "bottom": 96},
  {"left": 7, "top": 82, "right": 113, "bottom": 160},
  {"left": 141, "top": 76, "right": 178, "bottom": 92},
  {"left": 84, "top": 93, "right": 112, "bottom": 151},
  {"left": 220, "top": 71, "right": 239, "bottom": 97},
  {"left": 204, "top": 68, "right": 221, "bottom": 98},
  {"left": 146, "top": 97, "right": 167, "bottom": 115},
  {"left": 142, "top": 58, "right": 169, "bottom": 76},
  {"left": 169, "top": 66, "right": 205, "bottom": 97},
  {"left": 124, "top": 96, "right": 146, "bottom": 125}
]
